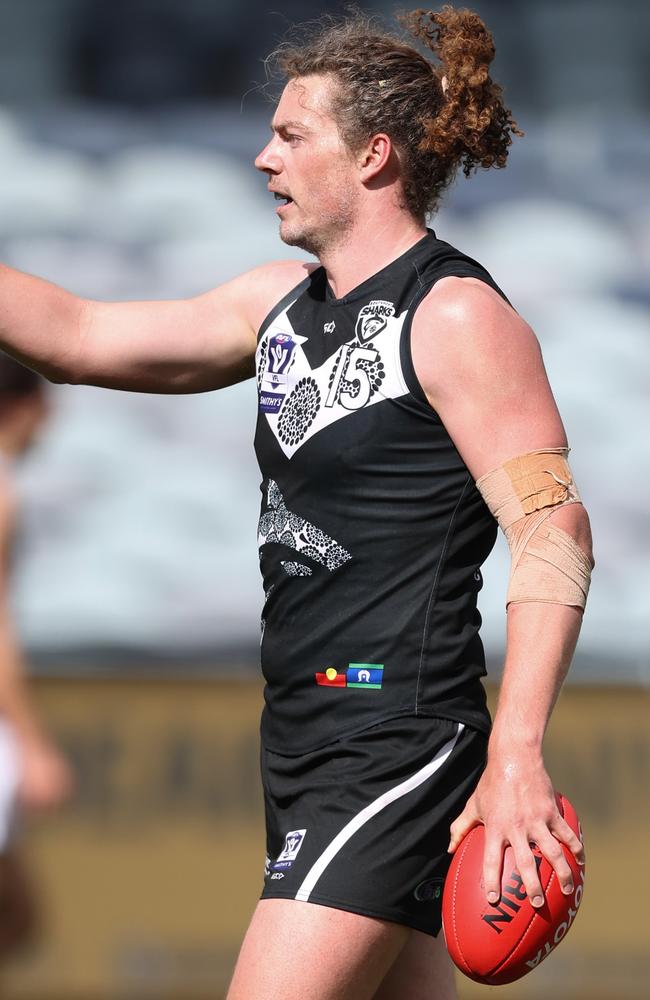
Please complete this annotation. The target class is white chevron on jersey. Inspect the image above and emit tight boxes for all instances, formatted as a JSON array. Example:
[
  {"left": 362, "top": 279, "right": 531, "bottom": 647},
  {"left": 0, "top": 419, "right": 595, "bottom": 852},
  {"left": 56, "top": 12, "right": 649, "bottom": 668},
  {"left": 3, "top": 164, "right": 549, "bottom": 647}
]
[{"left": 257, "top": 301, "right": 410, "bottom": 460}]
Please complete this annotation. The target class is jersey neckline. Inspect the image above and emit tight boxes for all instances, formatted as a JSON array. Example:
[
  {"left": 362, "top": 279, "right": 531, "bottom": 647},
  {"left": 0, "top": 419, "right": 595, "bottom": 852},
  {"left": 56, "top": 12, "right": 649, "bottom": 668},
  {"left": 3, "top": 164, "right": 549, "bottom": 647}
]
[{"left": 321, "top": 229, "right": 436, "bottom": 307}]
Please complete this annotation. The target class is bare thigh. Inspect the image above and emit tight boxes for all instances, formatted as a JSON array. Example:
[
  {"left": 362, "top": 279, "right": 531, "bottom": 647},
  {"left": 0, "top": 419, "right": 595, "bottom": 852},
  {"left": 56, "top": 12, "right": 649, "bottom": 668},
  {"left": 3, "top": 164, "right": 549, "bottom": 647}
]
[
  {"left": 373, "top": 928, "right": 457, "bottom": 1000},
  {"left": 226, "top": 898, "right": 410, "bottom": 1000}
]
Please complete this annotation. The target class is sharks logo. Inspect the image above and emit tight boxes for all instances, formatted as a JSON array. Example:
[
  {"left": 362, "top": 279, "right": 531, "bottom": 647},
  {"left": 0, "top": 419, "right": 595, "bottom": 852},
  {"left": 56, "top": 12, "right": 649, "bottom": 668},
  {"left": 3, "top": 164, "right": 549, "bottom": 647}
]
[{"left": 355, "top": 300, "right": 395, "bottom": 343}]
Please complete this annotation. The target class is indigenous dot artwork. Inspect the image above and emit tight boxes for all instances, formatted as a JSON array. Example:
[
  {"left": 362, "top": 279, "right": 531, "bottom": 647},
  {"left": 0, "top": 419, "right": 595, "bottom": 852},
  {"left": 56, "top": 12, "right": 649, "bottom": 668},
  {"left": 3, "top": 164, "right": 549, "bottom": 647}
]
[
  {"left": 257, "top": 479, "right": 351, "bottom": 572},
  {"left": 278, "top": 377, "right": 321, "bottom": 445},
  {"left": 281, "top": 561, "right": 313, "bottom": 577},
  {"left": 256, "top": 339, "right": 268, "bottom": 389}
]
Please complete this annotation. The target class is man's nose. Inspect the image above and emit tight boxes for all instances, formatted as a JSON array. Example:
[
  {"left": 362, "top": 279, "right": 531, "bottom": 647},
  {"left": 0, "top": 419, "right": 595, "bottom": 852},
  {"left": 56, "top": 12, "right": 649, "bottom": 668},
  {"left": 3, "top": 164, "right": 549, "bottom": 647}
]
[{"left": 255, "top": 139, "right": 281, "bottom": 174}]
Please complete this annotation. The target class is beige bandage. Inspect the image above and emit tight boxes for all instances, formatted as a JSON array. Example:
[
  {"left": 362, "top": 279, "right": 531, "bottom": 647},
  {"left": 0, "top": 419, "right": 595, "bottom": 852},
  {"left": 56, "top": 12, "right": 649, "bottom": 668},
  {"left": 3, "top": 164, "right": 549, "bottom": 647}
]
[{"left": 476, "top": 448, "right": 592, "bottom": 609}]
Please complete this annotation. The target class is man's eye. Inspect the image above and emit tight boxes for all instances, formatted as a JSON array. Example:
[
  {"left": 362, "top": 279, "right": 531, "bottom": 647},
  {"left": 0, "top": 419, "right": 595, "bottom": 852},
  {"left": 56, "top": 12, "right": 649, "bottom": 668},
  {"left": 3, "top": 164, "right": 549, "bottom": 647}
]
[{"left": 286, "top": 134, "right": 302, "bottom": 145}]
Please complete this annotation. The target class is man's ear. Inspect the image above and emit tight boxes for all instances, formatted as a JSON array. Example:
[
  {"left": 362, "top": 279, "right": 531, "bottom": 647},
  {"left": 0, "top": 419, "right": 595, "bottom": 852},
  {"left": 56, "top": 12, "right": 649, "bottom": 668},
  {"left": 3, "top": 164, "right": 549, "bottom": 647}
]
[{"left": 358, "top": 133, "right": 393, "bottom": 183}]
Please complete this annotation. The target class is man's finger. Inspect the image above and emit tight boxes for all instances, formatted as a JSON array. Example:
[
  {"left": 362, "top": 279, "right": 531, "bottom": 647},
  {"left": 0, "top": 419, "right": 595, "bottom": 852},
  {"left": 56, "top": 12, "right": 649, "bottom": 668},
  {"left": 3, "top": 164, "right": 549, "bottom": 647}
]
[
  {"left": 510, "top": 836, "right": 545, "bottom": 907},
  {"left": 549, "top": 814, "right": 585, "bottom": 866},
  {"left": 482, "top": 833, "right": 505, "bottom": 904},
  {"left": 448, "top": 797, "right": 480, "bottom": 853},
  {"left": 533, "top": 830, "right": 574, "bottom": 895}
]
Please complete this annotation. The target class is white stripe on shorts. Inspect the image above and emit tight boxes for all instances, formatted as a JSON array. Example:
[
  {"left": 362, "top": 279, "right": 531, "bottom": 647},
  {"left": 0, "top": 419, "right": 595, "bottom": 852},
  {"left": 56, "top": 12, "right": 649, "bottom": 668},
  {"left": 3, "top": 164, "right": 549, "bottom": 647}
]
[{"left": 294, "top": 721, "right": 464, "bottom": 902}]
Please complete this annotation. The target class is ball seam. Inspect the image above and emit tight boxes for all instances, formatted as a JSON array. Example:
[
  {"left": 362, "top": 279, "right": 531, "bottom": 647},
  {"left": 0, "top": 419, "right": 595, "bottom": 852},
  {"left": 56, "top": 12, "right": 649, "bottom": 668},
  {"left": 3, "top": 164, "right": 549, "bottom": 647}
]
[
  {"left": 450, "top": 827, "right": 478, "bottom": 976},
  {"left": 491, "top": 866, "right": 557, "bottom": 977}
]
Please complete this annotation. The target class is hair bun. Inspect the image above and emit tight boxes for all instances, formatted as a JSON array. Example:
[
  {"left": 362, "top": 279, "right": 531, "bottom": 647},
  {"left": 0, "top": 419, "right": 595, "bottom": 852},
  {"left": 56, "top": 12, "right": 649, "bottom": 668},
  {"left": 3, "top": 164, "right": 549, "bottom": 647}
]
[{"left": 401, "top": 6, "right": 522, "bottom": 173}]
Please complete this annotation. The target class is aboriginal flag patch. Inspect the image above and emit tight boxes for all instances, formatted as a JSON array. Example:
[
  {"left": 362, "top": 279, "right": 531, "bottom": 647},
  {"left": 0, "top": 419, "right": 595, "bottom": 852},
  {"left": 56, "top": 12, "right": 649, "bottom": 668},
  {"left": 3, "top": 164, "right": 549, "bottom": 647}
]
[{"left": 315, "top": 668, "right": 347, "bottom": 687}]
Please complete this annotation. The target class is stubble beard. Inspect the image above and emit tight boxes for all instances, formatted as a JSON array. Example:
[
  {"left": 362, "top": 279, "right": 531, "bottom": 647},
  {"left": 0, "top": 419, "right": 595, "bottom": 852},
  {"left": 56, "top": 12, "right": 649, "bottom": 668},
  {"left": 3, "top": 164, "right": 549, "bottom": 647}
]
[{"left": 279, "top": 189, "right": 358, "bottom": 259}]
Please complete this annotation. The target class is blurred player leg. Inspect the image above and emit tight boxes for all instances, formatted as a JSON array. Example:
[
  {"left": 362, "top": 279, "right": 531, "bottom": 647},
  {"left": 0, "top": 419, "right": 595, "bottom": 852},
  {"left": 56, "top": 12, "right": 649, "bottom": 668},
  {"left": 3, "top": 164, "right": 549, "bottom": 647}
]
[
  {"left": 0, "top": 852, "right": 37, "bottom": 957},
  {"left": 373, "top": 928, "right": 457, "bottom": 1000},
  {"left": 0, "top": 721, "right": 19, "bottom": 849},
  {"left": 227, "top": 898, "right": 409, "bottom": 1000},
  {"left": 0, "top": 721, "right": 37, "bottom": 957},
  {"left": 0, "top": 360, "right": 72, "bottom": 967}
]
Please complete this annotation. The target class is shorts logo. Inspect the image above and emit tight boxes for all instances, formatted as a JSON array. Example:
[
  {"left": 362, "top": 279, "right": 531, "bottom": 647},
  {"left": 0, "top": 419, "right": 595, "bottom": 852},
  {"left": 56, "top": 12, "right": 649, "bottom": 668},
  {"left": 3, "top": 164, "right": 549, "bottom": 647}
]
[
  {"left": 414, "top": 876, "right": 444, "bottom": 903},
  {"left": 355, "top": 300, "right": 395, "bottom": 343},
  {"left": 315, "top": 664, "right": 384, "bottom": 689},
  {"left": 271, "top": 829, "right": 307, "bottom": 871},
  {"left": 260, "top": 332, "right": 297, "bottom": 413}
]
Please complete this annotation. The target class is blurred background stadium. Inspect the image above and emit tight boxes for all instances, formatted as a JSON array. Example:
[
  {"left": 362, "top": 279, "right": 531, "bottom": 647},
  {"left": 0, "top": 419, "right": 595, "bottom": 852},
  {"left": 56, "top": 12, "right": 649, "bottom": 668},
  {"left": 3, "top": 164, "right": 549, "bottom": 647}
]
[{"left": 0, "top": 0, "right": 647, "bottom": 997}]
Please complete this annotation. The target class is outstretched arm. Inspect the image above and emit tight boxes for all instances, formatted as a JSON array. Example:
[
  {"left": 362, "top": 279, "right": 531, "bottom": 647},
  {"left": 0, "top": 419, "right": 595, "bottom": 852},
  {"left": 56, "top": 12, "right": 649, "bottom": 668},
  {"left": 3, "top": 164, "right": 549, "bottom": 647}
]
[
  {"left": 0, "top": 259, "right": 311, "bottom": 393},
  {"left": 411, "top": 276, "right": 592, "bottom": 908}
]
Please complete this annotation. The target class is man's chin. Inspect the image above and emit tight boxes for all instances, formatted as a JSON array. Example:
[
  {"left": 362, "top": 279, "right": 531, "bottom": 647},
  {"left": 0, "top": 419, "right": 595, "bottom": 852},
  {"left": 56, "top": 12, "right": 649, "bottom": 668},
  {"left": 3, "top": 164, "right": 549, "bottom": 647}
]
[
  {"left": 279, "top": 224, "right": 321, "bottom": 258},
  {"left": 279, "top": 223, "right": 306, "bottom": 248}
]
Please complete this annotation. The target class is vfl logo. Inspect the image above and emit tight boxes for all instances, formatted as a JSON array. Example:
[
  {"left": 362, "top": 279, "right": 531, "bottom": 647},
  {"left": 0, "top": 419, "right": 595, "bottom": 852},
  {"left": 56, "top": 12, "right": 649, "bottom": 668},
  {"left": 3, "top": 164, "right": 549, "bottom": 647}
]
[
  {"left": 260, "top": 332, "right": 297, "bottom": 414},
  {"left": 271, "top": 829, "right": 307, "bottom": 871},
  {"left": 268, "top": 333, "right": 295, "bottom": 374},
  {"left": 355, "top": 300, "right": 395, "bottom": 343},
  {"left": 278, "top": 829, "right": 306, "bottom": 862},
  {"left": 324, "top": 321, "right": 336, "bottom": 334}
]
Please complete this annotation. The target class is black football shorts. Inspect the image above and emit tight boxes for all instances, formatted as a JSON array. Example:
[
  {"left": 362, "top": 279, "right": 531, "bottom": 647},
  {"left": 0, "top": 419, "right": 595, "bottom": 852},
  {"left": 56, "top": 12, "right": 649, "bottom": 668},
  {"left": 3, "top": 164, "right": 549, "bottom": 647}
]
[{"left": 260, "top": 715, "right": 487, "bottom": 936}]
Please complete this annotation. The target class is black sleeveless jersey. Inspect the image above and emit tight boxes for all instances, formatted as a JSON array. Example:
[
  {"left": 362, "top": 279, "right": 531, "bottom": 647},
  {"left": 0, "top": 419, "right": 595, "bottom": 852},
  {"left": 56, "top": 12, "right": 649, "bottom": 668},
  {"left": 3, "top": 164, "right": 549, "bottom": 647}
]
[{"left": 254, "top": 230, "right": 506, "bottom": 753}]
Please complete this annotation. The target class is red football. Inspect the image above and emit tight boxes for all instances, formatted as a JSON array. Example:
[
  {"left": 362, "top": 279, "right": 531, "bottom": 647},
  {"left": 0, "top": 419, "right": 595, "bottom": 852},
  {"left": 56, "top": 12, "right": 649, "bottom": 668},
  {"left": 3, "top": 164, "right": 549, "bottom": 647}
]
[{"left": 442, "top": 793, "right": 585, "bottom": 985}]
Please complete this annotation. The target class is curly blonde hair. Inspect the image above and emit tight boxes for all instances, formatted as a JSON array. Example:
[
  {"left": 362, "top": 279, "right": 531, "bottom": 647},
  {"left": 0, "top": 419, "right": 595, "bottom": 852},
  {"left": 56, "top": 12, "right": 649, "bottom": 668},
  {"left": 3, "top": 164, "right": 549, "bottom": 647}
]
[{"left": 270, "top": 6, "right": 523, "bottom": 217}]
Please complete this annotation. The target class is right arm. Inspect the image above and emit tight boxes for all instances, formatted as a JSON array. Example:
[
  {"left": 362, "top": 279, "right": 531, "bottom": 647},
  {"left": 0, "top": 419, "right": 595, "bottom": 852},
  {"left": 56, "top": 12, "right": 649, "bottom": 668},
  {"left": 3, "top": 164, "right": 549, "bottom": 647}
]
[{"left": 0, "top": 259, "right": 312, "bottom": 393}]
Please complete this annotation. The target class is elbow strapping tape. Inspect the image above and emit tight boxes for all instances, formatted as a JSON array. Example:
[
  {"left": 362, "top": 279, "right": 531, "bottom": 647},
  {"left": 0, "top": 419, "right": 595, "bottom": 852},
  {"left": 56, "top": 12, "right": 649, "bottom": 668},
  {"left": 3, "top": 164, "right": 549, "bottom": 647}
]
[{"left": 476, "top": 448, "right": 591, "bottom": 609}]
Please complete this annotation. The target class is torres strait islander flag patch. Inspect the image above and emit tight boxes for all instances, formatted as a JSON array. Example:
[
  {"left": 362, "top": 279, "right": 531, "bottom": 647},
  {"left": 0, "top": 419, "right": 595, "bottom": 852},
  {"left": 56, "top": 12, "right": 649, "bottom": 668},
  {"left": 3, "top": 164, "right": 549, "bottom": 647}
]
[
  {"left": 347, "top": 664, "right": 384, "bottom": 688},
  {"left": 315, "top": 665, "right": 384, "bottom": 689}
]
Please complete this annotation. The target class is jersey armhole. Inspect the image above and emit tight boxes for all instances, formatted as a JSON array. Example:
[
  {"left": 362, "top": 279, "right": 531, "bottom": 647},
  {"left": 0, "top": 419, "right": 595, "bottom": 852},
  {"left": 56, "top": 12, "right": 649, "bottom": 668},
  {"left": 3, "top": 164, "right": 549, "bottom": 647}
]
[
  {"left": 257, "top": 269, "right": 321, "bottom": 343},
  {"left": 399, "top": 267, "right": 511, "bottom": 414}
]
